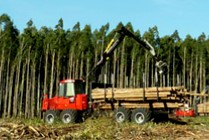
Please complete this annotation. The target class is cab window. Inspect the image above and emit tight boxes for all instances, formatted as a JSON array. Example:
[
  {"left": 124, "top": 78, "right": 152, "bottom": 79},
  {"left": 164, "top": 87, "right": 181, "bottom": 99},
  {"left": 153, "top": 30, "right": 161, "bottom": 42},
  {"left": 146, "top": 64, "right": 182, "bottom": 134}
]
[
  {"left": 59, "top": 83, "right": 75, "bottom": 97},
  {"left": 66, "top": 83, "right": 75, "bottom": 97}
]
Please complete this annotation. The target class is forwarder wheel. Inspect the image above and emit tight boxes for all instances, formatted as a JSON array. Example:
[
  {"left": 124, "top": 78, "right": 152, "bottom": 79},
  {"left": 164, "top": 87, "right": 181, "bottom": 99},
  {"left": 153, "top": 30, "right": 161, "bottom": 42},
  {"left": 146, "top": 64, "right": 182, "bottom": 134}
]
[
  {"left": 131, "top": 108, "right": 151, "bottom": 125},
  {"left": 44, "top": 110, "right": 56, "bottom": 124},
  {"left": 114, "top": 107, "right": 131, "bottom": 123},
  {"left": 60, "top": 110, "right": 77, "bottom": 124}
]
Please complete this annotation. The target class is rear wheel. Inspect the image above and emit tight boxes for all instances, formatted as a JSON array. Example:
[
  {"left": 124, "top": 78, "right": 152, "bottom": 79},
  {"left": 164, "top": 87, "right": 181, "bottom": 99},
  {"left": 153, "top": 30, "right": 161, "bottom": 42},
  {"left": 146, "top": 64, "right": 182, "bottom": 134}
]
[
  {"left": 60, "top": 110, "right": 77, "bottom": 124},
  {"left": 114, "top": 107, "right": 131, "bottom": 123},
  {"left": 131, "top": 108, "right": 151, "bottom": 124},
  {"left": 44, "top": 110, "right": 56, "bottom": 124}
]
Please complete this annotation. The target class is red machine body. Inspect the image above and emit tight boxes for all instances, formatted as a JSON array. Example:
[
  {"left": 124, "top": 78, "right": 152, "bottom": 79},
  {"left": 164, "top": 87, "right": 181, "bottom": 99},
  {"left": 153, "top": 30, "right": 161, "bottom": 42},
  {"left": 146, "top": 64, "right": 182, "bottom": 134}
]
[
  {"left": 175, "top": 108, "right": 195, "bottom": 117},
  {"left": 42, "top": 94, "right": 88, "bottom": 111},
  {"left": 41, "top": 79, "right": 88, "bottom": 111}
]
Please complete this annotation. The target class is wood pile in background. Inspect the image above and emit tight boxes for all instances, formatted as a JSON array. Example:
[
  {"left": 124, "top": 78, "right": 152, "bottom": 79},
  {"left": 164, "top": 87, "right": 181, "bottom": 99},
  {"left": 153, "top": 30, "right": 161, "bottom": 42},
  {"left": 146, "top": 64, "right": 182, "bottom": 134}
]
[
  {"left": 186, "top": 91, "right": 209, "bottom": 115},
  {"left": 197, "top": 102, "right": 209, "bottom": 115}
]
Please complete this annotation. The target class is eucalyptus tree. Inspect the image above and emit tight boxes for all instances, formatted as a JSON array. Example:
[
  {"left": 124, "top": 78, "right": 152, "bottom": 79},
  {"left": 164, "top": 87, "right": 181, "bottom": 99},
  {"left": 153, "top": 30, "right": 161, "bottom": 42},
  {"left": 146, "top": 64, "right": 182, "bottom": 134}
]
[
  {"left": 170, "top": 30, "right": 182, "bottom": 86},
  {"left": 40, "top": 27, "right": 56, "bottom": 98},
  {"left": 109, "top": 22, "right": 125, "bottom": 88},
  {"left": 205, "top": 38, "right": 209, "bottom": 87},
  {"left": 180, "top": 35, "right": 195, "bottom": 90},
  {"left": 119, "top": 22, "right": 139, "bottom": 87},
  {"left": 0, "top": 14, "right": 19, "bottom": 117},
  {"left": 28, "top": 23, "right": 44, "bottom": 118},
  {"left": 67, "top": 22, "right": 81, "bottom": 78},
  {"left": 196, "top": 33, "right": 206, "bottom": 92},
  {"left": 46, "top": 29, "right": 57, "bottom": 98},
  {"left": 142, "top": 26, "right": 160, "bottom": 87},
  {"left": 47, "top": 19, "right": 66, "bottom": 97},
  {"left": 92, "top": 23, "right": 109, "bottom": 83},
  {"left": 20, "top": 20, "right": 38, "bottom": 118},
  {"left": 32, "top": 29, "right": 44, "bottom": 117},
  {"left": 129, "top": 30, "right": 142, "bottom": 88},
  {"left": 54, "top": 18, "right": 66, "bottom": 95},
  {"left": 159, "top": 36, "right": 172, "bottom": 86},
  {"left": 80, "top": 25, "right": 93, "bottom": 92}
]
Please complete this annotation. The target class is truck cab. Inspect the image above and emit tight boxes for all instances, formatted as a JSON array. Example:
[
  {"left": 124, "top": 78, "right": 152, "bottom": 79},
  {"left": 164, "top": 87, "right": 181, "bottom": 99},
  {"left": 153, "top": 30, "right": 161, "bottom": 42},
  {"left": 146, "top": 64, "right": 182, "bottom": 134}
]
[
  {"left": 42, "top": 79, "right": 88, "bottom": 111},
  {"left": 42, "top": 79, "right": 88, "bottom": 124}
]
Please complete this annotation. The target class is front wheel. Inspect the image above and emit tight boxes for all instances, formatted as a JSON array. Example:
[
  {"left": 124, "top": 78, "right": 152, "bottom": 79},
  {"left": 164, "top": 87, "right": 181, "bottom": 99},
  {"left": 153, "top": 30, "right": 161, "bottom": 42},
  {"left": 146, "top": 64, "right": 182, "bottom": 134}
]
[
  {"left": 60, "top": 110, "right": 77, "bottom": 124},
  {"left": 44, "top": 110, "right": 57, "bottom": 124}
]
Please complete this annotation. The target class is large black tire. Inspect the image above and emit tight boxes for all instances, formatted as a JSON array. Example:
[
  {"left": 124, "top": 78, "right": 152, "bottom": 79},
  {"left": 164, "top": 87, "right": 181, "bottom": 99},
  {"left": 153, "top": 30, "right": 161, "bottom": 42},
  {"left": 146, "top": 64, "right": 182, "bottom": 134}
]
[
  {"left": 131, "top": 108, "right": 151, "bottom": 125},
  {"left": 114, "top": 107, "right": 131, "bottom": 123},
  {"left": 60, "top": 110, "right": 77, "bottom": 124},
  {"left": 44, "top": 110, "right": 57, "bottom": 124}
]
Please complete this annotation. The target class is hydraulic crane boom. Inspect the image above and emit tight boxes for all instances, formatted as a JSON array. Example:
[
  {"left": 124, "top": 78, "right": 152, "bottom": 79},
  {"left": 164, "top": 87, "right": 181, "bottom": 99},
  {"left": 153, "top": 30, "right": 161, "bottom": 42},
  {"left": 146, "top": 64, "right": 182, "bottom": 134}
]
[{"left": 88, "top": 26, "right": 166, "bottom": 77}]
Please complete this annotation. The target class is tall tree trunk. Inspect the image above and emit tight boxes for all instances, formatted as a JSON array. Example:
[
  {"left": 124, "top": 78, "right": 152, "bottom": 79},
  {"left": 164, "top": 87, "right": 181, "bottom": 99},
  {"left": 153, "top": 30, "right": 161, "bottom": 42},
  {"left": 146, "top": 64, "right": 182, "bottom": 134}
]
[
  {"left": 44, "top": 44, "right": 49, "bottom": 94},
  {"left": 37, "top": 56, "right": 42, "bottom": 117},
  {"left": 120, "top": 38, "right": 126, "bottom": 88},
  {"left": 117, "top": 59, "right": 120, "bottom": 87},
  {"left": 75, "top": 59, "right": 79, "bottom": 79},
  {"left": 189, "top": 51, "right": 193, "bottom": 91},
  {"left": 151, "top": 60, "right": 155, "bottom": 87},
  {"left": 3, "top": 56, "right": 10, "bottom": 118},
  {"left": 129, "top": 54, "right": 134, "bottom": 88},
  {"left": 7, "top": 65, "right": 15, "bottom": 117},
  {"left": 195, "top": 53, "right": 198, "bottom": 92},
  {"left": 183, "top": 46, "right": 187, "bottom": 88},
  {"left": 173, "top": 47, "right": 176, "bottom": 86},
  {"left": 72, "top": 59, "right": 76, "bottom": 78},
  {"left": 136, "top": 58, "right": 141, "bottom": 88},
  {"left": 124, "top": 64, "right": 127, "bottom": 87},
  {"left": 144, "top": 53, "right": 148, "bottom": 88},
  {"left": 25, "top": 46, "right": 31, "bottom": 118},
  {"left": 56, "top": 51, "right": 60, "bottom": 95},
  {"left": 167, "top": 48, "right": 171, "bottom": 86},
  {"left": 199, "top": 54, "right": 203, "bottom": 92},
  {"left": 0, "top": 48, "right": 5, "bottom": 114},
  {"left": 19, "top": 64, "right": 26, "bottom": 117},
  {"left": 94, "top": 47, "right": 98, "bottom": 67},
  {"left": 13, "top": 44, "right": 23, "bottom": 117},
  {"left": 31, "top": 62, "right": 36, "bottom": 118},
  {"left": 68, "top": 50, "right": 74, "bottom": 78},
  {"left": 79, "top": 52, "right": 84, "bottom": 78},
  {"left": 203, "top": 60, "right": 206, "bottom": 92},
  {"left": 113, "top": 50, "right": 117, "bottom": 88},
  {"left": 49, "top": 50, "right": 55, "bottom": 98},
  {"left": 13, "top": 62, "right": 21, "bottom": 117},
  {"left": 85, "top": 57, "right": 90, "bottom": 95}
]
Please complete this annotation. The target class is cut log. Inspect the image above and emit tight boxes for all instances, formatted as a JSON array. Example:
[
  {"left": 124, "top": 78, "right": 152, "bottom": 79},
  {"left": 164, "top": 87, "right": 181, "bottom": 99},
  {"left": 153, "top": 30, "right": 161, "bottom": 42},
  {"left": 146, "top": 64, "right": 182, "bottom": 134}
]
[{"left": 92, "top": 86, "right": 184, "bottom": 101}]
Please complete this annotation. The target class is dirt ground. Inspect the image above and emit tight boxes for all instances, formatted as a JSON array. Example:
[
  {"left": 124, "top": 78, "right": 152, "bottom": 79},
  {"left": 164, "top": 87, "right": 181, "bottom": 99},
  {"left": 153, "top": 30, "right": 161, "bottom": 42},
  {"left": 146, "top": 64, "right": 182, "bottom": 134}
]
[{"left": 0, "top": 116, "right": 209, "bottom": 140}]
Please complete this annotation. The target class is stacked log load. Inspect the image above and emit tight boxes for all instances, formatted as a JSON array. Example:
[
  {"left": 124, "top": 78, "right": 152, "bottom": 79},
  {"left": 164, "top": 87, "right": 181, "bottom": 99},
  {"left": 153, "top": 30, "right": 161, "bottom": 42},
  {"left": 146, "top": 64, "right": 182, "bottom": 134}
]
[{"left": 92, "top": 86, "right": 185, "bottom": 109}]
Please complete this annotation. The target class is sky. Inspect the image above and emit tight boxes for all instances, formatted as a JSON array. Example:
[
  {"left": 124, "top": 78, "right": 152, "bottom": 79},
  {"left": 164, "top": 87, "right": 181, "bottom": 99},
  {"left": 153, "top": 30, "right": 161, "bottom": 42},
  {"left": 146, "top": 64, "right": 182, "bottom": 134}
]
[{"left": 0, "top": 0, "right": 208, "bottom": 39}]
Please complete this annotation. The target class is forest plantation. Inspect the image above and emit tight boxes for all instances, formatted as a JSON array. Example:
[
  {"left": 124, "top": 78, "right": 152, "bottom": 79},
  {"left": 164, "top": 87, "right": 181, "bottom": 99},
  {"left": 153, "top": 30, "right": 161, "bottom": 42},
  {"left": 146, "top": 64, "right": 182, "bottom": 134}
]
[{"left": 0, "top": 13, "right": 209, "bottom": 118}]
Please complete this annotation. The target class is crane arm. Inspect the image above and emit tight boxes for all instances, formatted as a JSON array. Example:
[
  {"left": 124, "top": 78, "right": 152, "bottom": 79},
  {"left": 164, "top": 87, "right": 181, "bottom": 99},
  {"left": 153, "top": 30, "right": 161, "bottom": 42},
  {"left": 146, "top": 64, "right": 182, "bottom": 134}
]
[{"left": 88, "top": 26, "right": 166, "bottom": 77}]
